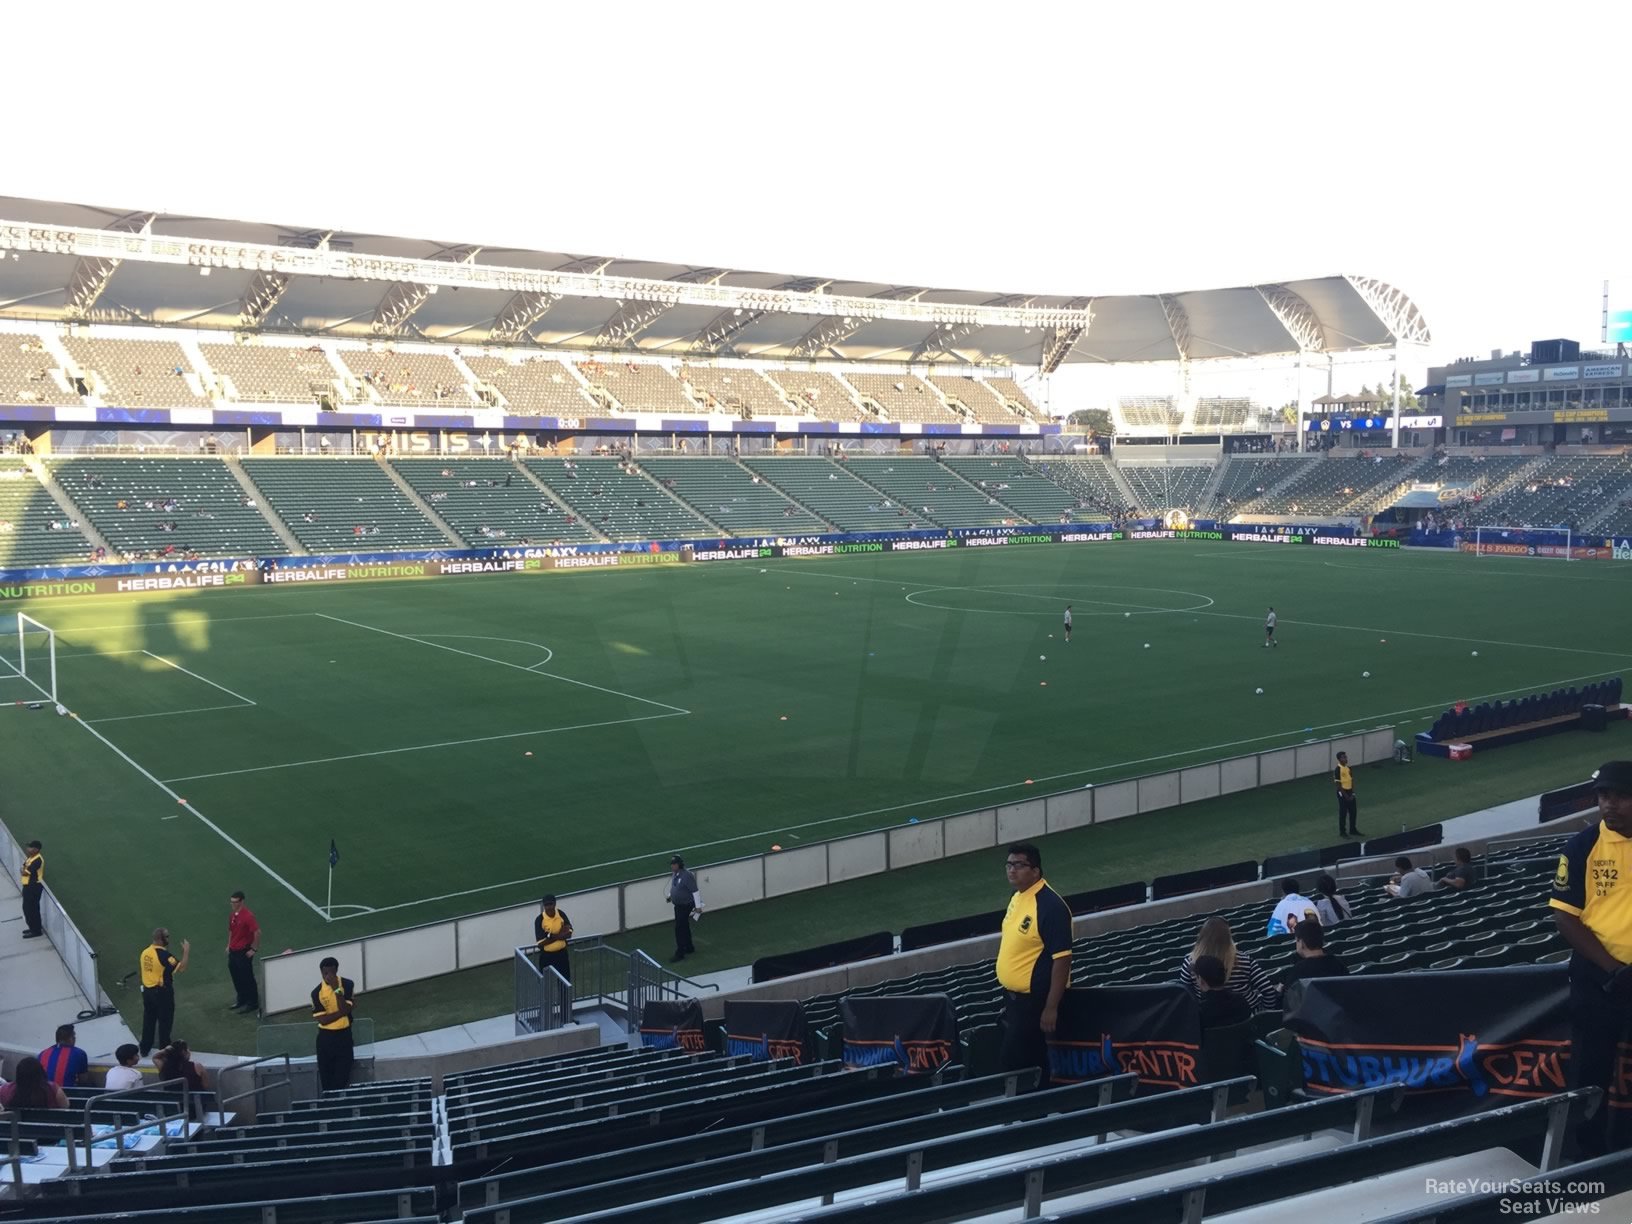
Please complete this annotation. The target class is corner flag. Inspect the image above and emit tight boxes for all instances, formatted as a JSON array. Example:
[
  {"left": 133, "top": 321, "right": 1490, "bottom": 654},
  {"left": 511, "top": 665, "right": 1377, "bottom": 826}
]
[{"left": 329, "top": 839, "right": 340, "bottom": 869}]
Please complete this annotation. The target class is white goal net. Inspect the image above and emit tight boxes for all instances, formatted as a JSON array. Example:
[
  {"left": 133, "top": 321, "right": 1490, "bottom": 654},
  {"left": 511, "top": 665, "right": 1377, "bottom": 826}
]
[
  {"left": 1472, "top": 525, "right": 1575, "bottom": 561},
  {"left": 0, "top": 613, "right": 59, "bottom": 705}
]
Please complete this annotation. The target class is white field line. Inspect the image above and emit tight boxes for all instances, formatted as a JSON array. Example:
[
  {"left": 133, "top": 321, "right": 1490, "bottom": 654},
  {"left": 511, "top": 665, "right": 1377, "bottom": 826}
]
[
  {"left": 139, "top": 651, "right": 259, "bottom": 706},
  {"left": 67, "top": 716, "right": 329, "bottom": 920},
  {"left": 52, "top": 612, "right": 319, "bottom": 637},
  {"left": 331, "top": 665, "right": 1620, "bottom": 921},
  {"left": 777, "top": 568, "right": 1632, "bottom": 662},
  {"left": 314, "top": 611, "right": 690, "bottom": 715},
  {"left": 159, "top": 711, "right": 687, "bottom": 784},
  {"left": 86, "top": 703, "right": 255, "bottom": 725}
]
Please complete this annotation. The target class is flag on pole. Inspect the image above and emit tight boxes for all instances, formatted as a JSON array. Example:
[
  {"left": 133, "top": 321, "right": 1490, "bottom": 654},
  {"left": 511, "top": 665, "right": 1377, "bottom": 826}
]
[{"left": 329, "top": 839, "right": 340, "bottom": 869}]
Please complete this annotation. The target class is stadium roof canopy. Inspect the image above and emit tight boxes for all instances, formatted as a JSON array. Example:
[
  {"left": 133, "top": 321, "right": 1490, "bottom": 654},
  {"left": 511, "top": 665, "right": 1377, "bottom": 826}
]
[{"left": 0, "top": 197, "right": 1430, "bottom": 372}]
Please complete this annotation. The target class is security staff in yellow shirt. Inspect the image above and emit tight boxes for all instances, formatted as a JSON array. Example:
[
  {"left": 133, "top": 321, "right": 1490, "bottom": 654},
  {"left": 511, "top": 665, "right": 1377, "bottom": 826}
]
[
  {"left": 1551, "top": 761, "right": 1632, "bottom": 1157},
  {"left": 996, "top": 842, "right": 1072, "bottom": 1091},
  {"left": 19, "top": 839, "right": 44, "bottom": 938},
  {"left": 1333, "top": 752, "right": 1362, "bottom": 839},
  {"left": 534, "top": 895, "right": 573, "bottom": 984},
  {"left": 310, "top": 956, "right": 357, "bottom": 1093},
  {"left": 138, "top": 928, "right": 190, "bottom": 1057}
]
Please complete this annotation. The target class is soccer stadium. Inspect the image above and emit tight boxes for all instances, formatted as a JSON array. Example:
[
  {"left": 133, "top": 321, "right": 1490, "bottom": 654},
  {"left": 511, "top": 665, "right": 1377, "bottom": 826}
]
[{"left": 1, "top": 179, "right": 1631, "bottom": 1224}]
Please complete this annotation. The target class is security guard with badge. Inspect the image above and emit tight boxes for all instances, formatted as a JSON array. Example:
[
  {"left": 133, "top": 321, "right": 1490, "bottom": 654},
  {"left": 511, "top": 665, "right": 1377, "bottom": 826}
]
[
  {"left": 310, "top": 956, "right": 357, "bottom": 1093},
  {"left": 138, "top": 928, "right": 190, "bottom": 1058},
  {"left": 996, "top": 842, "right": 1072, "bottom": 1091},
  {"left": 19, "top": 839, "right": 44, "bottom": 938},
  {"left": 1333, "top": 752, "right": 1362, "bottom": 839},
  {"left": 1551, "top": 760, "right": 1632, "bottom": 1156}
]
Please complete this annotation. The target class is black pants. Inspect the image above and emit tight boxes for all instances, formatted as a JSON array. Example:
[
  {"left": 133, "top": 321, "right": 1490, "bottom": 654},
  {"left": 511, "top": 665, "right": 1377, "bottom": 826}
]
[
  {"left": 228, "top": 950, "right": 259, "bottom": 1009},
  {"left": 315, "top": 1026, "right": 354, "bottom": 1093},
  {"left": 999, "top": 990, "right": 1051, "bottom": 1092},
  {"left": 1337, "top": 791, "right": 1359, "bottom": 835},
  {"left": 21, "top": 883, "right": 43, "bottom": 935},
  {"left": 538, "top": 948, "right": 571, "bottom": 983},
  {"left": 673, "top": 904, "right": 695, "bottom": 957},
  {"left": 141, "top": 987, "right": 175, "bottom": 1056},
  {"left": 1569, "top": 961, "right": 1632, "bottom": 1157}
]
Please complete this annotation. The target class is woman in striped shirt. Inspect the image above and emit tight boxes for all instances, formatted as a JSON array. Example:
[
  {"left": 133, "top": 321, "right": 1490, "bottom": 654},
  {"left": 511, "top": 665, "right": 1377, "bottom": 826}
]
[{"left": 1176, "top": 915, "right": 1279, "bottom": 1013}]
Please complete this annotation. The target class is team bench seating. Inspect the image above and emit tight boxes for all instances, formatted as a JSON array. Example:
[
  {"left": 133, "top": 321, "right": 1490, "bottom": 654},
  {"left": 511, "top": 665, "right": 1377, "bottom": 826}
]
[{"left": 1416, "top": 679, "right": 1625, "bottom": 758}]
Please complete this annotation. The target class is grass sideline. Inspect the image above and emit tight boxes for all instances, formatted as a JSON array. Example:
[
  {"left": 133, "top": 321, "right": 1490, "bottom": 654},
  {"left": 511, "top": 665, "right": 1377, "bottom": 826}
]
[
  {"left": 2, "top": 541, "right": 1629, "bottom": 1052},
  {"left": 336, "top": 723, "right": 1627, "bottom": 1045}
]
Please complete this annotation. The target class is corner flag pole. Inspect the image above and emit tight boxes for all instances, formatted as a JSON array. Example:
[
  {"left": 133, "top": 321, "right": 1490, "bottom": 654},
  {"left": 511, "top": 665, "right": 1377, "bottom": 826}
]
[{"left": 327, "top": 839, "right": 339, "bottom": 917}]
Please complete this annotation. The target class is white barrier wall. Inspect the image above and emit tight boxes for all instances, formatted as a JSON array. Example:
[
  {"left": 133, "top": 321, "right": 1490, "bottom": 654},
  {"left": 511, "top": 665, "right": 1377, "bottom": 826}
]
[{"left": 259, "top": 724, "right": 1396, "bottom": 1014}]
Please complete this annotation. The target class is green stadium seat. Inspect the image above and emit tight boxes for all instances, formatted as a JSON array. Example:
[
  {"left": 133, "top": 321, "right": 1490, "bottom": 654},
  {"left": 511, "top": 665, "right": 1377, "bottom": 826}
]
[
  {"left": 640, "top": 458, "right": 829, "bottom": 535},
  {"left": 743, "top": 457, "right": 933, "bottom": 531},
  {"left": 239, "top": 458, "right": 446, "bottom": 552},
  {"left": 50, "top": 457, "right": 286, "bottom": 559}
]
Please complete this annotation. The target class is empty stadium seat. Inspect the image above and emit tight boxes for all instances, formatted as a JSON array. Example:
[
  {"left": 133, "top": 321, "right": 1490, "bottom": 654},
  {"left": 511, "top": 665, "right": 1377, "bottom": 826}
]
[
  {"left": 741, "top": 457, "right": 932, "bottom": 531},
  {"left": 48, "top": 457, "right": 285, "bottom": 559},
  {"left": 524, "top": 457, "right": 713, "bottom": 541},
  {"left": 638, "top": 458, "right": 829, "bottom": 535},
  {"left": 239, "top": 458, "right": 447, "bottom": 553}
]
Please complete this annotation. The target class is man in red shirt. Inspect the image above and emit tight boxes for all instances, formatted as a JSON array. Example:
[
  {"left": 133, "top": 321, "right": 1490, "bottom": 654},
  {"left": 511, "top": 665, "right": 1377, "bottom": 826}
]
[{"left": 226, "top": 891, "right": 261, "bottom": 1014}]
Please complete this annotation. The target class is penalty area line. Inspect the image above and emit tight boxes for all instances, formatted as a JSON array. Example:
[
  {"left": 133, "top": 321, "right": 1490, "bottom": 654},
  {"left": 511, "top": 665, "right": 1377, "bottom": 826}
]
[
  {"left": 66, "top": 716, "right": 330, "bottom": 921},
  {"left": 159, "top": 711, "right": 689, "bottom": 784},
  {"left": 314, "top": 612, "right": 689, "bottom": 715}
]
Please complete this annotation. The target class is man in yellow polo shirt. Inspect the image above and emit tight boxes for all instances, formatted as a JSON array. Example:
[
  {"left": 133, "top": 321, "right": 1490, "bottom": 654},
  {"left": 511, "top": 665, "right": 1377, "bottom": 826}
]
[
  {"left": 996, "top": 842, "right": 1072, "bottom": 1091},
  {"left": 310, "top": 956, "right": 357, "bottom": 1093},
  {"left": 1551, "top": 760, "right": 1632, "bottom": 1156}
]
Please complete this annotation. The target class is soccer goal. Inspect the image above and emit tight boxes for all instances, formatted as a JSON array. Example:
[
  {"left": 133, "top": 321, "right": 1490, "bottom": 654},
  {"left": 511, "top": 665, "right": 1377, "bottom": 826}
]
[
  {"left": 0, "top": 612, "right": 59, "bottom": 705},
  {"left": 1472, "top": 525, "right": 1575, "bottom": 561}
]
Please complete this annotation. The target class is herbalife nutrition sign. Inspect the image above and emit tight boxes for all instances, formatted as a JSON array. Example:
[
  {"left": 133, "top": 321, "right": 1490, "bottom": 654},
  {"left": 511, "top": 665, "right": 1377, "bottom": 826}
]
[{"left": 1616, "top": 538, "right": 1632, "bottom": 562}]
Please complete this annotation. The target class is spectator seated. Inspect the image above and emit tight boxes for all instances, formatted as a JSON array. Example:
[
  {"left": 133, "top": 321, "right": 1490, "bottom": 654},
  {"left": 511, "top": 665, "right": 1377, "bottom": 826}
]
[
  {"left": 843, "top": 374, "right": 961, "bottom": 424},
  {"left": 1030, "top": 457, "right": 1126, "bottom": 521},
  {"left": 678, "top": 366, "right": 792, "bottom": 419},
  {"left": 1254, "top": 453, "right": 1431, "bottom": 517},
  {"left": 0, "top": 335, "right": 78, "bottom": 405},
  {"left": 0, "top": 461, "right": 92, "bottom": 567},
  {"left": 338, "top": 350, "right": 473, "bottom": 408},
  {"left": 843, "top": 456, "right": 1014, "bottom": 527},
  {"left": 239, "top": 458, "right": 448, "bottom": 553},
  {"left": 942, "top": 455, "right": 1081, "bottom": 523},
  {"left": 1118, "top": 463, "right": 1214, "bottom": 516},
  {"left": 48, "top": 458, "right": 284, "bottom": 560},
  {"left": 463, "top": 355, "right": 597, "bottom": 417},
  {"left": 199, "top": 342, "right": 347, "bottom": 405},
  {"left": 576, "top": 360, "right": 698, "bottom": 415},
  {"left": 524, "top": 457, "right": 714, "bottom": 541},
  {"left": 61, "top": 336, "right": 208, "bottom": 407},
  {"left": 1211, "top": 455, "right": 1305, "bottom": 516},
  {"left": 741, "top": 457, "right": 933, "bottom": 531},
  {"left": 391, "top": 458, "right": 599, "bottom": 546},
  {"left": 637, "top": 458, "right": 828, "bottom": 535},
  {"left": 764, "top": 370, "right": 869, "bottom": 420}
]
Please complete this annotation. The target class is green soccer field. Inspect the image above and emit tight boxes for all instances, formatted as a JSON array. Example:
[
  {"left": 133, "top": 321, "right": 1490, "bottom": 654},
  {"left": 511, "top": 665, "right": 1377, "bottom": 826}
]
[{"left": 4, "top": 542, "right": 1631, "bottom": 1035}]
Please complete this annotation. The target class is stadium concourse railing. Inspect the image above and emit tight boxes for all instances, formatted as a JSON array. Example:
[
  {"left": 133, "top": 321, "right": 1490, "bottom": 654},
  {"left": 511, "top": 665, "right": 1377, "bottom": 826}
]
[
  {"left": 257, "top": 724, "right": 1398, "bottom": 1016},
  {"left": 0, "top": 814, "right": 114, "bottom": 1018}
]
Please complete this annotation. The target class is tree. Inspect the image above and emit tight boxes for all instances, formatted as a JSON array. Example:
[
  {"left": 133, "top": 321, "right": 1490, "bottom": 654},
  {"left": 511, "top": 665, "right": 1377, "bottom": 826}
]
[{"left": 1067, "top": 408, "right": 1112, "bottom": 435}]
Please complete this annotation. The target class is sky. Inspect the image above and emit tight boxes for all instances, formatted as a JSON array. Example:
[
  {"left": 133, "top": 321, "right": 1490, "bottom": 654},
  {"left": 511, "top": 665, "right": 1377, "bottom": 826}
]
[{"left": 5, "top": 0, "right": 1629, "bottom": 392}]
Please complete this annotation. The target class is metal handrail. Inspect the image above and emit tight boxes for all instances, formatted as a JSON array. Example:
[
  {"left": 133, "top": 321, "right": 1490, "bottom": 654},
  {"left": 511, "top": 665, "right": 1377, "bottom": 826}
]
[
  {"left": 634, "top": 948, "right": 721, "bottom": 993},
  {"left": 5, "top": 1112, "right": 50, "bottom": 1182},
  {"left": 217, "top": 1052, "right": 294, "bottom": 1115},
  {"left": 80, "top": 1076, "right": 188, "bottom": 1165}
]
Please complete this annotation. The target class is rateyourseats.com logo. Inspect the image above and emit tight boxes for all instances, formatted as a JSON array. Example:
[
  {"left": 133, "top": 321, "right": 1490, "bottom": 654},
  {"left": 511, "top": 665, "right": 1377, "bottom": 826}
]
[
  {"left": 1299, "top": 1034, "right": 1570, "bottom": 1099},
  {"left": 1425, "top": 1178, "right": 1604, "bottom": 1215}
]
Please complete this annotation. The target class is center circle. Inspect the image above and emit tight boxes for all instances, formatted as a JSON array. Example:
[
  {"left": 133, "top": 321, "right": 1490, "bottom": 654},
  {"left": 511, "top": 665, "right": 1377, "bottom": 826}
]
[{"left": 904, "top": 583, "right": 1215, "bottom": 617}]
